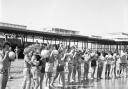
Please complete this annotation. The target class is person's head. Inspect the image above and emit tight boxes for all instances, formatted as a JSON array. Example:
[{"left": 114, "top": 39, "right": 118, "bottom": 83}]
[
  {"left": 52, "top": 51, "right": 58, "bottom": 58},
  {"left": 58, "top": 49, "right": 64, "bottom": 55},
  {"left": 60, "top": 43, "right": 63, "bottom": 47},
  {"left": 16, "top": 46, "right": 18, "bottom": 49},
  {"left": 35, "top": 54, "right": 41, "bottom": 61},
  {"left": 3, "top": 42, "right": 11, "bottom": 51},
  {"left": 28, "top": 51, "right": 34, "bottom": 57},
  {"left": 108, "top": 51, "right": 112, "bottom": 55},
  {"left": 9, "top": 47, "right": 12, "bottom": 51}
]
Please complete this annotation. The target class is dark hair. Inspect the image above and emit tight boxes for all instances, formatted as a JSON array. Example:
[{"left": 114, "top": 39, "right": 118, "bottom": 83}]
[
  {"left": 97, "top": 51, "right": 101, "bottom": 56},
  {"left": 35, "top": 54, "right": 41, "bottom": 61},
  {"left": 3, "top": 41, "right": 11, "bottom": 48}
]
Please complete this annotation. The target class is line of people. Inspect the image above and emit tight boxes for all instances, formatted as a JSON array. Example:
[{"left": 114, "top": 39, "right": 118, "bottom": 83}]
[{"left": 21, "top": 42, "right": 128, "bottom": 89}]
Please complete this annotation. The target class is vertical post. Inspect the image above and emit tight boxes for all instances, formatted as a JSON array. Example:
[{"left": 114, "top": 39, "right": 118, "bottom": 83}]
[
  {"left": 26, "top": 35, "right": 27, "bottom": 42},
  {"left": 77, "top": 40, "right": 78, "bottom": 48},
  {"left": 87, "top": 41, "right": 88, "bottom": 49},
  {"left": 66, "top": 40, "right": 67, "bottom": 47},
  {"left": 96, "top": 43, "right": 97, "bottom": 51},
  {"left": 116, "top": 44, "right": 118, "bottom": 51},
  {"left": 74, "top": 40, "right": 75, "bottom": 45},
  {"left": 33, "top": 35, "right": 34, "bottom": 43},
  {"left": 42, "top": 37, "right": 44, "bottom": 43},
  {"left": 91, "top": 43, "right": 92, "bottom": 50},
  {"left": 50, "top": 39, "right": 52, "bottom": 44},
  {"left": 24, "top": 35, "right": 25, "bottom": 43},
  {"left": 110, "top": 45, "right": 111, "bottom": 51},
  {"left": 55, "top": 38, "right": 56, "bottom": 45},
  {"left": 21, "top": 35, "right": 24, "bottom": 46},
  {"left": 84, "top": 42, "right": 86, "bottom": 49},
  {"left": 5, "top": 34, "right": 8, "bottom": 42},
  {"left": 104, "top": 45, "right": 105, "bottom": 51},
  {"left": 69, "top": 39, "right": 71, "bottom": 47},
  {"left": 59, "top": 39, "right": 61, "bottom": 44},
  {"left": 82, "top": 41, "right": 83, "bottom": 49},
  {"left": 47, "top": 38, "right": 49, "bottom": 44}
]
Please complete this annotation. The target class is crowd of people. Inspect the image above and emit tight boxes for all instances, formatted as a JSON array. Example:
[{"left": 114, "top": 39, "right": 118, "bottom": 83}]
[
  {"left": 21, "top": 42, "right": 128, "bottom": 89},
  {"left": 0, "top": 41, "right": 128, "bottom": 89}
]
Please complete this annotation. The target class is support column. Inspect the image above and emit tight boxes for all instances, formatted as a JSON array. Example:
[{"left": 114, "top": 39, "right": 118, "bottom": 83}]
[
  {"left": 87, "top": 41, "right": 88, "bottom": 49},
  {"left": 74, "top": 40, "right": 75, "bottom": 45},
  {"left": 77, "top": 40, "right": 78, "bottom": 47},
  {"left": 69, "top": 39, "right": 71, "bottom": 47},
  {"left": 66, "top": 40, "right": 67, "bottom": 47},
  {"left": 84, "top": 42, "right": 86, "bottom": 49},
  {"left": 26, "top": 35, "right": 27, "bottom": 42},
  {"left": 42, "top": 37, "right": 44, "bottom": 43},
  {"left": 55, "top": 39, "right": 57, "bottom": 45},
  {"left": 5, "top": 34, "right": 8, "bottom": 42},
  {"left": 21, "top": 35, "right": 24, "bottom": 46},
  {"left": 33, "top": 35, "right": 34, "bottom": 43},
  {"left": 50, "top": 39, "right": 52, "bottom": 44},
  {"left": 82, "top": 41, "right": 83, "bottom": 49},
  {"left": 91, "top": 43, "right": 92, "bottom": 50},
  {"left": 59, "top": 39, "right": 61, "bottom": 44}
]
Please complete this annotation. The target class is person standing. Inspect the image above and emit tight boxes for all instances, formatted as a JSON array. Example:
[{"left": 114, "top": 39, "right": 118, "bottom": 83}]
[
  {"left": 14, "top": 46, "right": 20, "bottom": 60},
  {"left": 0, "top": 42, "right": 11, "bottom": 89},
  {"left": 21, "top": 50, "right": 33, "bottom": 89},
  {"left": 51, "top": 50, "right": 66, "bottom": 88},
  {"left": 72, "top": 49, "right": 82, "bottom": 82},
  {"left": 112, "top": 52, "right": 118, "bottom": 78},
  {"left": 31, "top": 54, "right": 41, "bottom": 89},
  {"left": 116, "top": 53, "right": 121, "bottom": 78},
  {"left": 90, "top": 52, "right": 98, "bottom": 79},
  {"left": 97, "top": 52, "right": 104, "bottom": 79},
  {"left": 82, "top": 51, "right": 90, "bottom": 81},
  {"left": 105, "top": 51, "right": 113, "bottom": 79},
  {"left": 120, "top": 50, "right": 127, "bottom": 77},
  {"left": 8, "top": 47, "right": 13, "bottom": 79},
  {"left": 67, "top": 47, "right": 75, "bottom": 83}
]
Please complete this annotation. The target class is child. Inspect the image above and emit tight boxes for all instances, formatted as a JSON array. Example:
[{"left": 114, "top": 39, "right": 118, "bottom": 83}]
[{"left": 31, "top": 54, "right": 41, "bottom": 89}]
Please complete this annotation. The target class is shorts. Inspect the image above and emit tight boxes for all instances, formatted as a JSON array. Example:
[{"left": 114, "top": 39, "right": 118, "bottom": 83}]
[
  {"left": 0, "top": 69, "right": 9, "bottom": 88},
  {"left": 40, "top": 67, "right": 45, "bottom": 73},
  {"left": 120, "top": 63, "right": 127, "bottom": 68},
  {"left": 84, "top": 62, "right": 89, "bottom": 72},
  {"left": 91, "top": 60, "right": 97, "bottom": 67},
  {"left": 73, "top": 63, "right": 81, "bottom": 71},
  {"left": 105, "top": 64, "right": 111, "bottom": 72},
  {"left": 0, "top": 69, "right": 8, "bottom": 76},
  {"left": 45, "top": 63, "right": 54, "bottom": 72},
  {"left": 31, "top": 67, "right": 40, "bottom": 79},
  {"left": 57, "top": 65, "right": 64, "bottom": 72},
  {"left": 23, "top": 68, "right": 32, "bottom": 78},
  {"left": 68, "top": 62, "right": 73, "bottom": 67}
]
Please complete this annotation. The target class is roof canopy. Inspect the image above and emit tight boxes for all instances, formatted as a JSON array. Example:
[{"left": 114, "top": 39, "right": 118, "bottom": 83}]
[{"left": 0, "top": 22, "right": 128, "bottom": 45}]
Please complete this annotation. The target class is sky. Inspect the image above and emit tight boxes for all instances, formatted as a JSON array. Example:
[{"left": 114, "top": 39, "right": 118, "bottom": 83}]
[{"left": 1, "top": 0, "right": 128, "bottom": 36}]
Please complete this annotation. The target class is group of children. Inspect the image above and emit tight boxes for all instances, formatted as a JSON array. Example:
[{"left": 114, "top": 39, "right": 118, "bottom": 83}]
[{"left": 21, "top": 42, "right": 128, "bottom": 89}]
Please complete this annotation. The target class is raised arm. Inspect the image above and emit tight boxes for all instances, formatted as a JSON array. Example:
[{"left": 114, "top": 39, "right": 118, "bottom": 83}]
[
  {"left": 1, "top": 51, "right": 9, "bottom": 62},
  {"left": 24, "top": 55, "right": 32, "bottom": 65}
]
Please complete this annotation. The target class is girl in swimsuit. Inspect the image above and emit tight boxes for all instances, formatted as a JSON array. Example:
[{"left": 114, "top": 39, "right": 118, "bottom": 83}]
[
  {"left": 51, "top": 49, "right": 66, "bottom": 88},
  {"left": 31, "top": 53, "right": 41, "bottom": 89},
  {"left": 21, "top": 51, "right": 33, "bottom": 89}
]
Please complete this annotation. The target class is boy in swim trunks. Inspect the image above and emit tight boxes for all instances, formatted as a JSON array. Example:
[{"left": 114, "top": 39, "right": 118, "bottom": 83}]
[
  {"left": 72, "top": 49, "right": 82, "bottom": 82},
  {"left": 82, "top": 50, "right": 90, "bottom": 80},
  {"left": 0, "top": 42, "right": 11, "bottom": 89}
]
